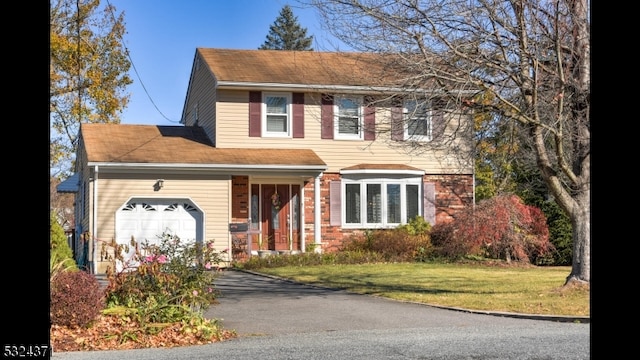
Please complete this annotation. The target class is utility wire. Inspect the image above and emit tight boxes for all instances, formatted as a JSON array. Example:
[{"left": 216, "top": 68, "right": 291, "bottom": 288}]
[{"left": 105, "top": 0, "right": 179, "bottom": 124}]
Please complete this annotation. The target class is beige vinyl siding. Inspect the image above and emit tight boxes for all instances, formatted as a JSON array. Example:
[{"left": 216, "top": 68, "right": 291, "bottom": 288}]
[
  {"left": 183, "top": 53, "right": 218, "bottom": 144},
  {"left": 93, "top": 172, "right": 232, "bottom": 257},
  {"left": 214, "top": 90, "right": 473, "bottom": 174}
]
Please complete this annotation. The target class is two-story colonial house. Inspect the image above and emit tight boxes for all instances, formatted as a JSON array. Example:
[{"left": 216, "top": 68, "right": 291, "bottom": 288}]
[{"left": 59, "top": 48, "right": 474, "bottom": 274}]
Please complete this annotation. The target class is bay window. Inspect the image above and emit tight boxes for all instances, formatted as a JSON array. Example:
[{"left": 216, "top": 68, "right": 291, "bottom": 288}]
[{"left": 343, "top": 177, "right": 422, "bottom": 228}]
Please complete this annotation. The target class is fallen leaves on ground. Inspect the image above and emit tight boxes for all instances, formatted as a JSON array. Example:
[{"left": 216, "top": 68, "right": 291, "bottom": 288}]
[{"left": 51, "top": 315, "right": 237, "bottom": 352}]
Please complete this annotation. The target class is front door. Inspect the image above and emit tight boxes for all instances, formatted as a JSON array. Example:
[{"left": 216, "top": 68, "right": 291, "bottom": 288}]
[
  {"left": 262, "top": 184, "right": 289, "bottom": 250},
  {"left": 249, "top": 183, "right": 301, "bottom": 252}
]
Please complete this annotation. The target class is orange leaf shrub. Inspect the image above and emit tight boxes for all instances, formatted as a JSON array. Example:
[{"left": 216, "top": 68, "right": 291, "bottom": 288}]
[{"left": 430, "top": 194, "right": 553, "bottom": 263}]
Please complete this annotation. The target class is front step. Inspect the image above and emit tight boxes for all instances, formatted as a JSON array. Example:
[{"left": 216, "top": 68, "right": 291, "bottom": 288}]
[{"left": 94, "top": 273, "right": 109, "bottom": 289}]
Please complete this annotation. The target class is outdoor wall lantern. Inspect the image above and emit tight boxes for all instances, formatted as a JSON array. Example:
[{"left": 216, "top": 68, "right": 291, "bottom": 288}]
[{"left": 154, "top": 179, "right": 164, "bottom": 191}]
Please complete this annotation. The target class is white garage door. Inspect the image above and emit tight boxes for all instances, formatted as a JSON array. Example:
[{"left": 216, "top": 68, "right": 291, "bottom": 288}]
[{"left": 115, "top": 199, "right": 203, "bottom": 270}]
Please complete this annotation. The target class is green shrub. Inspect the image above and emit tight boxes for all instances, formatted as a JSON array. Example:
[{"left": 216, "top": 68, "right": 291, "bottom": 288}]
[
  {"left": 396, "top": 215, "right": 432, "bottom": 235},
  {"left": 237, "top": 251, "right": 386, "bottom": 270},
  {"left": 50, "top": 270, "right": 104, "bottom": 328},
  {"left": 342, "top": 218, "right": 433, "bottom": 262},
  {"left": 50, "top": 212, "right": 76, "bottom": 272},
  {"left": 105, "top": 232, "right": 227, "bottom": 332},
  {"left": 50, "top": 252, "right": 78, "bottom": 282}
]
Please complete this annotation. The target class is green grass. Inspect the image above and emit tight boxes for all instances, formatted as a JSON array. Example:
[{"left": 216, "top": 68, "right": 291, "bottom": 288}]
[{"left": 249, "top": 262, "right": 589, "bottom": 317}]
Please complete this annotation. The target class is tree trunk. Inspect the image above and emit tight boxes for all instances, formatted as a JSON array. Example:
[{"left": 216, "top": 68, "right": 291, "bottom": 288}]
[{"left": 566, "top": 189, "right": 590, "bottom": 285}]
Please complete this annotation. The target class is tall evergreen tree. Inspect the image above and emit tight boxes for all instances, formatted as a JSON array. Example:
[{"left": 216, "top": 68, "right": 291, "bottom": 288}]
[{"left": 259, "top": 5, "right": 314, "bottom": 50}]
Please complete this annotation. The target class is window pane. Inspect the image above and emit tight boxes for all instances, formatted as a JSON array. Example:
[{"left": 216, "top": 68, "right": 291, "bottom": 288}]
[
  {"left": 408, "top": 118, "right": 429, "bottom": 136},
  {"left": 251, "top": 194, "right": 259, "bottom": 229},
  {"left": 345, "top": 184, "right": 361, "bottom": 223},
  {"left": 406, "top": 184, "right": 419, "bottom": 221},
  {"left": 266, "top": 96, "right": 287, "bottom": 113},
  {"left": 292, "top": 193, "right": 299, "bottom": 229},
  {"left": 404, "top": 100, "right": 431, "bottom": 139},
  {"left": 271, "top": 205, "right": 279, "bottom": 229},
  {"left": 338, "top": 98, "right": 359, "bottom": 114},
  {"left": 338, "top": 117, "right": 359, "bottom": 134},
  {"left": 367, "top": 184, "right": 381, "bottom": 223},
  {"left": 266, "top": 115, "right": 287, "bottom": 132},
  {"left": 387, "top": 184, "right": 401, "bottom": 223},
  {"left": 338, "top": 97, "right": 360, "bottom": 135}
]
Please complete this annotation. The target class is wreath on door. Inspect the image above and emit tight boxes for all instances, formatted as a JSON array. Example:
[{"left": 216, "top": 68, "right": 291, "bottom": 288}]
[{"left": 271, "top": 190, "right": 281, "bottom": 210}]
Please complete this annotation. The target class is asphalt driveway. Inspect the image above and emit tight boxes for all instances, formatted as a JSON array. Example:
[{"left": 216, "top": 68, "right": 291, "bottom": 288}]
[
  {"left": 53, "top": 268, "right": 590, "bottom": 360},
  {"left": 205, "top": 269, "right": 587, "bottom": 337}
]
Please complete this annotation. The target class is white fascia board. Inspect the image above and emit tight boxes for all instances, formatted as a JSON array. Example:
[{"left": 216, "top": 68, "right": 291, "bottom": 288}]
[
  {"left": 340, "top": 169, "right": 425, "bottom": 176},
  {"left": 217, "top": 81, "right": 477, "bottom": 96},
  {"left": 218, "top": 81, "right": 408, "bottom": 93},
  {"left": 88, "top": 162, "right": 328, "bottom": 172}
]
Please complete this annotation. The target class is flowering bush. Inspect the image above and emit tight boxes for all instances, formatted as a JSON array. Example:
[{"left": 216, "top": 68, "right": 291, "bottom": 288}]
[{"left": 105, "top": 232, "right": 227, "bottom": 332}]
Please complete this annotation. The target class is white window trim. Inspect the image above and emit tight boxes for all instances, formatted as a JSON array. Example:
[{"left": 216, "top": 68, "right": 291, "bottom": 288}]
[
  {"left": 341, "top": 176, "right": 423, "bottom": 229},
  {"left": 334, "top": 95, "right": 363, "bottom": 140},
  {"left": 403, "top": 99, "right": 432, "bottom": 142},
  {"left": 262, "top": 92, "right": 292, "bottom": 137}
]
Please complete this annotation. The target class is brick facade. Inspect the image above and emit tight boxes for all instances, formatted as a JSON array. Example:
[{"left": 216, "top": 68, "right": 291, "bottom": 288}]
[{"left": 303, "top": 173, "right": 474, "bottom": 252}]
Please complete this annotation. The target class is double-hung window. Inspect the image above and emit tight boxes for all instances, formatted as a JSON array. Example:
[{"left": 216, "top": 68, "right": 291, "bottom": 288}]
[
  {"left": 262, "top": 92, "right": 291, "bottom": 137},
  {"left": 335, "top": 96, "right": 363, "bottom": 140},
  {"left": 343, "top": 176, "right": 422, "bottom": 228},
  {"left": 403, "top": 99, "right": 432, "bottom": 142}
]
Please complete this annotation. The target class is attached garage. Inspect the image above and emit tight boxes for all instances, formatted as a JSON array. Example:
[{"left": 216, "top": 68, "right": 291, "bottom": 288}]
[{"left": 115, "top": 198, "right": 203, "bottom": 270}]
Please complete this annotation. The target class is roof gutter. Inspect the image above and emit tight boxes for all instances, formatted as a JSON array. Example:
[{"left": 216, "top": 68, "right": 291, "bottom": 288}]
[
  {"left": 216, "top": 81, "right": 474, "bottom": 95},
  {"left": 87, "top": 162, "right": 328, "bottom": 174}
]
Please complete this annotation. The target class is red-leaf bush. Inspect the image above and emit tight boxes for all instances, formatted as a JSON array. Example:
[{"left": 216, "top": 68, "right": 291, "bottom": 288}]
[
  {"left": 50, "top": 270, "right": 105, "bottom": 328},
  {"left": 430, "top": 194, "right": 554, "bottom": 264}
]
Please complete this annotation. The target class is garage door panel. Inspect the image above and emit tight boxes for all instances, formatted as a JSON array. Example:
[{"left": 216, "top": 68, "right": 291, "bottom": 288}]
[{"left": 115, "top": 199, "right": 202, "bottom": 271}]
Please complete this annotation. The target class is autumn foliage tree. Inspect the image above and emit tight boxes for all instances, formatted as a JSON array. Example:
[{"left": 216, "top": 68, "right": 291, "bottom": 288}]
[
  {"left": 50, "top": 0, "right": 132, "bottom": 177},
  {"left": 304, "top": 0, "right": 590, "bottom": 284},
  {"left": 430, "top": 195, "right": 553, "bottom": 264}
]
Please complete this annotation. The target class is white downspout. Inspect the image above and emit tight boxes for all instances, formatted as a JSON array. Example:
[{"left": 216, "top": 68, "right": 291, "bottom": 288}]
[
  {"left": 314, "top": 174, "right": 322, "bottom": 252},
  {"left": 300, "top": 184, "right": 305, "bottom": 252},
  {"left": 92, "top": 165, "right": 99, "bottom": 274}
]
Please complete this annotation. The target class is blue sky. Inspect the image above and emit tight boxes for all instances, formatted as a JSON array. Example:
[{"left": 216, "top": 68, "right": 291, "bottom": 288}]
[{"left": 105, "top": 0, "right": 336, "bottom": 126}]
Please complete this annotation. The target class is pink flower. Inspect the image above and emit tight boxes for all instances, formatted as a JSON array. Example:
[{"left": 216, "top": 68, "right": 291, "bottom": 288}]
[
  {"left": 156, "top": 255, "right": 167, "bottom": 264},
  {"left": 144, "top": 255, "right": 154, "bottom": 263},
  {"left": 193, "top": 290, "right": 198, "bottom": 296},
  {"left": 205, "top": 262, "right": 212, "bottom": 269},
  {"left": 207, "top": 287, "right": 213, "bottom": 293}
]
